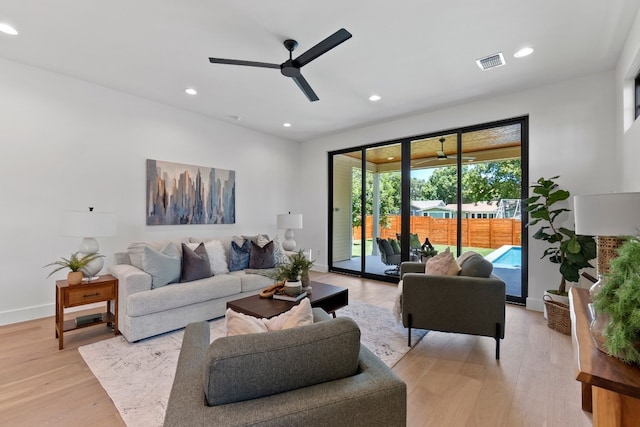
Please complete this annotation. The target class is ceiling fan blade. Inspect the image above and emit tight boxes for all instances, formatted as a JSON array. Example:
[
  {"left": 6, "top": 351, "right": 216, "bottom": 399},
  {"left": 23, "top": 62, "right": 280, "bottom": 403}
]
[
  {"left": 293, "top": 28, "right": 352, "bottom": 67},
  {"left": 292, "top": 74, "right": 319, "bottom": 102},
  {"left": 209, "top": 58, "right": 280, "bottom": 69}
]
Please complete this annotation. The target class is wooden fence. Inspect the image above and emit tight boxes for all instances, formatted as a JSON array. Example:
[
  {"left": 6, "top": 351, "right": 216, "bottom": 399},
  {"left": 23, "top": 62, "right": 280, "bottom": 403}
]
[{"left": 353, "top": 215, "right": 521, "bottom": 249}]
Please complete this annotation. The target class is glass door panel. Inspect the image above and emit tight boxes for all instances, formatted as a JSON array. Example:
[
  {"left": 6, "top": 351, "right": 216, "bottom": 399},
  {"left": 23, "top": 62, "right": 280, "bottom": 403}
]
[
  {"left": 363, "top": 144, "right": 402, "bottom": 277},
  {"left": 409, "top": 134, "right": 459, "bottom": 259},
  {"left": 460, "top": 123, "right": 524, "bottom": 302},
  {"left": 330, "top": 151, "right": 362, "bottom": 275}
]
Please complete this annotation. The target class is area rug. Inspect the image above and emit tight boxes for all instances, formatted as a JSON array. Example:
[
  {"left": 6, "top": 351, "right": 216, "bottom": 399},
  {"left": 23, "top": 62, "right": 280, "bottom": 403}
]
[{"left": 79, "top": 300, "right": 427, "bottom": 427}]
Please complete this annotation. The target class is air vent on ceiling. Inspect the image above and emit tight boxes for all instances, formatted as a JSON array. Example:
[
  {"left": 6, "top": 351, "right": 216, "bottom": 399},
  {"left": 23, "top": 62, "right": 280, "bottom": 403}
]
[{"left": 476, "top": 52, "right": 506, "bottom": 70}]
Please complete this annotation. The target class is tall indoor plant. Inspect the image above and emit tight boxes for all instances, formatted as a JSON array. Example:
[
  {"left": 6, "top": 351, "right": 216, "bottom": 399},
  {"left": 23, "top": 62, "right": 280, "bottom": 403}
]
[{"left": 525, "top": 176, "right": 597, "bottom": 298}]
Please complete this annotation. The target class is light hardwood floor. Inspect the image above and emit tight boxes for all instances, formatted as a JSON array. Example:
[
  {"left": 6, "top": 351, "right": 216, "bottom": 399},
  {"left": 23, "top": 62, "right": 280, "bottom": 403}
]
[{"left": 0, "top": 272, "right": 592, "bottom": 426}]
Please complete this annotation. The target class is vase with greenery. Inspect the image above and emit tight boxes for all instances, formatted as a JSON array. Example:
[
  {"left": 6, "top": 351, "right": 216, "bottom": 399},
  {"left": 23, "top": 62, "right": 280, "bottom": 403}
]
[
  {"left": 419, "top": 237, "right": 438, "bottom": 261},
  {"left": 271, "top": 249, "right": 315, "bottom": 287},
  {"left": 44, "top": 252, "right": 105, "bottom": 284},
  {"left": 525, "top": 176, "right": 597, "bottom": 296},
  {"left": 593, "top": 235, "right": 640, "bottom": 364}
]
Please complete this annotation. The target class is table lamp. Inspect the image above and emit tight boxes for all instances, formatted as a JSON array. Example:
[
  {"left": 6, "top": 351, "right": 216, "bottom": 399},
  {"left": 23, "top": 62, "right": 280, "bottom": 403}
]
[
  {"left": 62, "top": 207, "right": 117, "bottom": 280},
  {"left": 277, "top": 212, "right": 303, "bottom": 251},
  {"left": 574, "top": 192, "right": 640, "bottom": 274}
]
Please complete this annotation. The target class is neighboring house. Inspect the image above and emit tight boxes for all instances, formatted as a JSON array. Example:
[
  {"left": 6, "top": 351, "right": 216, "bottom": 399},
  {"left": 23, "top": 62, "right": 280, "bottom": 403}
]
[
  {"left": 410, "top": 200, "right": 451, "bottom": 217},
  {"left": 445, "top": 201, "right": 499, "bottom": 219}
]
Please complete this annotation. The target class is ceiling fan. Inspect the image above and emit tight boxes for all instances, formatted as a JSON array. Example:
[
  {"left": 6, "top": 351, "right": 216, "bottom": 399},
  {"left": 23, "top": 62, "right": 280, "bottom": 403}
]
[
  {"left": 415, "top": 137, "right": 476, "bottom": 165},
  {"left": 208, "top": 28, "right": 352, "bottom": 102}
]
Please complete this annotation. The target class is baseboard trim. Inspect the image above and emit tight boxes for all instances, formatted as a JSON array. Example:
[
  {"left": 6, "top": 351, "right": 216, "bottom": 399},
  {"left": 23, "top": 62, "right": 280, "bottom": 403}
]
[{"left": 0, "top": 302, "right": 104, "bottom": 326}]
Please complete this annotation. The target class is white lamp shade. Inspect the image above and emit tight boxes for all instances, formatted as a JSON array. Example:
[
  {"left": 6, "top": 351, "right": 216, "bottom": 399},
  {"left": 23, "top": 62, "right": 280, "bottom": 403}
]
[
  {"left": 574, "top": 192, "right": 640, "bottom": 236},
  {"left": 62, "top": 211, "right": 117, "bottom": 237},
  {"left": 277, "top": 213, "right": 303, "bottom": 230}
]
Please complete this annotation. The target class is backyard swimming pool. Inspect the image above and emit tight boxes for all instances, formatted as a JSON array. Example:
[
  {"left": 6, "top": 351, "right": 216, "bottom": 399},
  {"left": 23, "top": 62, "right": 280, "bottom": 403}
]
[{"left": 486, "top": 245, "right": 522, "bottom": 297}]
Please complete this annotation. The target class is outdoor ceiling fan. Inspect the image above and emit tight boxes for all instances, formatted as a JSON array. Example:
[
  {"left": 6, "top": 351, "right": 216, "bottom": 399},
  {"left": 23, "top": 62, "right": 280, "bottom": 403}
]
[
  {"left": 208, "top": 28, "right": 352, "bottom": 102},
  {"left": 415, "top": 137, "right": 476, "bottom": 165}
]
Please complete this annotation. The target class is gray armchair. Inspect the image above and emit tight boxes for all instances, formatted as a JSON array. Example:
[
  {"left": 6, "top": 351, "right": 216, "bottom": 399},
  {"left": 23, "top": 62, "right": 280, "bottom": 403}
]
[
  {"left": 164, "top": 308, "right": 407, "bottom": 426},
  {"left": 399, "top": 252, "right": 506, "bottom": 359}
]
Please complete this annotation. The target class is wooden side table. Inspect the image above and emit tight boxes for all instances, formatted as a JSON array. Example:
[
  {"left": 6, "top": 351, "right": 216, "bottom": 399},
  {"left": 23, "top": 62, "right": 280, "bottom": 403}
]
[{"left": 55, "top": 274, "right": 119, "bottom": 350}]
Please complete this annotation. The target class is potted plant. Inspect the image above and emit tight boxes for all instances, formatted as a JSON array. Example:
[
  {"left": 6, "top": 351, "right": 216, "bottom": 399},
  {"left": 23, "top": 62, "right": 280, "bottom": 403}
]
[
  {"left": 593, "top": 235, "right": 640, "bottom": 364},
  {"left": 44, "top": 252, "right": 104, "bottom": 285},
  {"left": 419, "top": 237, "right": 438, "bottom": 262},
  {"left": 271, "top": 249, "right": 315, "bottom": 291},
  {"left": 525, "top": 176, "right": 597, "bottom": 308}
]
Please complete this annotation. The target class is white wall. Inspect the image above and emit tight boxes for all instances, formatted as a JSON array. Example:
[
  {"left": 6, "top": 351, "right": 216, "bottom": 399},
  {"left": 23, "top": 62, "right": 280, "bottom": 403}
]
[
  {"left": 0, "top": 58, "right": 300, "bottom": 325},
  {"left": 617, "top": 7, "right": 640, "bottom": 190},
  {"left": 299, "top": 71, "right": 617, "bottom": 311}
]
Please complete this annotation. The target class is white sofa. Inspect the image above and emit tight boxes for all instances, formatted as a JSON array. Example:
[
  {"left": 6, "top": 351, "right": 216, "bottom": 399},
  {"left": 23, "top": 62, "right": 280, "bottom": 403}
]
[{"left": 108, "top": 236, "right": 277, "bottom": 342}]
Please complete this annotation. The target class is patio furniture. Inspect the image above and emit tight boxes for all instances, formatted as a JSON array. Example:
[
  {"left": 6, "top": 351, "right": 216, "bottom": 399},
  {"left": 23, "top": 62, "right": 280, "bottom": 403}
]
[{"left": 376, "top": 238, "right": 401, "bottom": 276}]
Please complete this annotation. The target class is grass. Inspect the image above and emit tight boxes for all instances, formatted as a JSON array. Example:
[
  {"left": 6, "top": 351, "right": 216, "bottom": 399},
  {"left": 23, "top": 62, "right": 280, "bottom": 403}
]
[{"left": 352, "top": 239, "right": 496, "bottom": 257}]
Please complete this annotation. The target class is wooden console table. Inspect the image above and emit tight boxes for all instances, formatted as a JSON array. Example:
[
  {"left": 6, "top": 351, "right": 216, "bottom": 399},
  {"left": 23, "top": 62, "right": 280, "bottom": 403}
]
[{"left": 570, "top": 287, "right": 640, "bottom": 426}]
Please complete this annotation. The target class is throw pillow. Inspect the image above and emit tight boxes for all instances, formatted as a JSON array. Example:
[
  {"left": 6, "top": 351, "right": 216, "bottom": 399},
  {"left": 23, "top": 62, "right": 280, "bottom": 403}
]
[
  {"left": 180, "top": 242, "right": 212, "bottom": 282},
  {"left": 188, "top": 240, "right": 228, "bottom": 275},
  {"left": 458, "top": 251, "right": 493, "bottom": 278},
  {"left": 388, "top": 238, "right": 401, "bottom": 254},
  {"left": 273, "top": 236, "right": 290, "bottom": 265},
  {"left": 225, "top": 298, "right": 313, "bottom": 336},
  {"left": 229, "top": 239, "right": 250, "bottom": 271},
  {"left": 225, "top": 308, "right": 269, "bottom": 336},
  {"left": 256, "top": 234, "right": 270, "bottom": 248},
  {"left": 143, "top": 243, "right": 181, "bottom": 289},
  {"left": 425, "top": 247, "right": 461, "bottom": 276},
  {"left": 249, "top": 240, "right": 276, "bottom": 269}
]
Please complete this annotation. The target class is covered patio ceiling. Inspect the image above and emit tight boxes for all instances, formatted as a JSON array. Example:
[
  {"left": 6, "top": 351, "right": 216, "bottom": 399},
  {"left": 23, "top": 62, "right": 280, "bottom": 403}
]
[{"left": 344, "top": 124, "right": 522, "bottom": 170}]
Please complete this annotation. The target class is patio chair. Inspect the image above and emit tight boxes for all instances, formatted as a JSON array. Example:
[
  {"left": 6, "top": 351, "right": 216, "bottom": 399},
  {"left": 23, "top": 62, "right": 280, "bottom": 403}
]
[
  {"left": 376, "top": 238, "right": 401, "bottom": 275},
  {"left": 396, "top": 233, "right": 422, "bottom": 260}
]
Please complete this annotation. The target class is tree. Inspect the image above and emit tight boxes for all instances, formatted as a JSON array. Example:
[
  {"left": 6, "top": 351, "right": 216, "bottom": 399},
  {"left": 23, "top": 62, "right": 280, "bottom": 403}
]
[
  {"left": 426, "top": 167, "right": 458, "bottom": 203},
  {"left": 462, "top": 160, "right": 521, "bottom": 203}
]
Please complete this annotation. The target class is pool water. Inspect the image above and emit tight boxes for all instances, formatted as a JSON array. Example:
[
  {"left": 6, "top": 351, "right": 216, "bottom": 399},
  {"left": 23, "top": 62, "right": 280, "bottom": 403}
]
[
  {"left": 486, "top": 245, "right": 522, "bottom": 297},
  {"left": 491, "top": 246, "right": 521, "bottom": 268}
]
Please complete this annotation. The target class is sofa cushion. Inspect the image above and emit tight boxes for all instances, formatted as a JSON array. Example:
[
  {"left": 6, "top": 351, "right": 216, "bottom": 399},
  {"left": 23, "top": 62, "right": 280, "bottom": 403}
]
[
  {"left": 225, "top": 298, "right": 314, "bottom": 336},
  {"left": 204, "top": 316, "right": 361, "bottom": 406},
  {"left": 425, "top": 247, "right": 461, "bottom": 276},
  {"left": 249, "top": 240, "right": 275, "bottom": 269},
  {"left": 181, "top": 243, "right": 212, "bottom": 282},
  {"left": 388, "top": 238, "right": 401, "bottom": 254},
  {"left": 143, "top": 243, "right": 181, "bottom": 289},
  {"left": 229, "top": 240, "right": 250, "bottom": 271},
  {"left": 229, "top": 270, "right": 274, "bottom": 292},
  {"left": 458, "top": 251, "right": 493, "bottom": 278},
  {"left": 128, "top": 239, "right": 189, "bottom": 270},
  {"left": 188, "top": 240, "right": 229, "bottom": 275},
  {"left": 127, "top": 274, "right": 241, "bottom": 317},
  {"left": 272, "top": 237, "right": 290, "bottom": 265}
]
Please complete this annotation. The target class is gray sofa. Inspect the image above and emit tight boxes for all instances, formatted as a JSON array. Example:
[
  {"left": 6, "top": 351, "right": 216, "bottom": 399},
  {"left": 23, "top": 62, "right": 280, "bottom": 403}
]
[
  {"left": 400, "top": 252, "right": 506, "bottom": 359},
  {"left": 164, "top": 308, "right": 407, "bottom": 427},
  {"left": 108, "top": 236, "right": 275, "bottom": 342}
]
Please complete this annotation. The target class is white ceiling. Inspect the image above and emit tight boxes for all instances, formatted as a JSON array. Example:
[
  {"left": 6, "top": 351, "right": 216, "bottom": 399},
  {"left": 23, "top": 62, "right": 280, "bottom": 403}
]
[{"left": 1, "top": 1, "right": 639, "bottom": 142}]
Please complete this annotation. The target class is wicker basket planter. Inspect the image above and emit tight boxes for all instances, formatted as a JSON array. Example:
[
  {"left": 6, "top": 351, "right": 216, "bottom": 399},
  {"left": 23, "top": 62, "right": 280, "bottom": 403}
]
[{"left": 543, "top": 294, "right": 571, "bottom": 335}]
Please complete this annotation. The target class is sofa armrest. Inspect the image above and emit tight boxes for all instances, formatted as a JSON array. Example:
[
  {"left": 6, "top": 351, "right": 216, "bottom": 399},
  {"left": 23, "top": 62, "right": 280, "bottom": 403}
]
[
  {"left": 164, "top": 322, "right": 210, "bottom": 427},
  {"left": 402, "top": 272, "right": 505, "bottom": 339},
  {"left": 400, "top": 261, "right": 424, "bottom": 277},
  {"left": 108, "top": 264, "right": 152, "bottom": 321}
]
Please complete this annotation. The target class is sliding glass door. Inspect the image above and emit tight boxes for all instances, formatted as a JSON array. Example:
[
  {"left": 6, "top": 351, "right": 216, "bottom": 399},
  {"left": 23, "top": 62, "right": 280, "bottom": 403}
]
[{"left": 329, "top": 117, "right": 527, "bottom": 303}]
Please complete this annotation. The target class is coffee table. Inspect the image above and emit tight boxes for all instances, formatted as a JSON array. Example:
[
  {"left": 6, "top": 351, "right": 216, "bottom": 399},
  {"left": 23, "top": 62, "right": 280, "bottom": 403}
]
[{"left": 226, "top": 281, "right": 348, "bottom": 318}]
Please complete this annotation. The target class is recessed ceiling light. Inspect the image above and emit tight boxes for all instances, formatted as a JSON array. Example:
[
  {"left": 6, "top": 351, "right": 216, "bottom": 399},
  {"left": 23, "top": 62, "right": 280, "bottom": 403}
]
[
  {"left": 283, "top": 123, "right": 292, "bottom": 127},
  {"left": 514, "top": 47, "right": 534, "bottom": 58},
  {"left": 0, "top": 23, "right": 18, "bottom": 36},
  {"left": 184, "top": 88, "right": 197, "bottom": 95},
  {"left": 369, "top": 94, "right": 381, "bottom": 102}
]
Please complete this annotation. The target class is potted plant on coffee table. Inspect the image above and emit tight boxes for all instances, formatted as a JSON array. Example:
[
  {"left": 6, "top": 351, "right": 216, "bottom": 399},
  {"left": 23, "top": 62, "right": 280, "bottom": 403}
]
[
  {"left": 271, "top": 249, "right": 315, "bottom": 293},
  {"left": 525, "top": 176, "right": 597, "bottom": 322},
  {"left": 44, "top": 252, "right": 105, "bottom": 285}
]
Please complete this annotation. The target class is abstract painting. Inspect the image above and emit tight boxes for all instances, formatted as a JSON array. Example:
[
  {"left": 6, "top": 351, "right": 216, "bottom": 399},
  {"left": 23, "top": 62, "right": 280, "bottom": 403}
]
[{"left": 146, "top": 159, "right": 235, "bottom": 225}]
